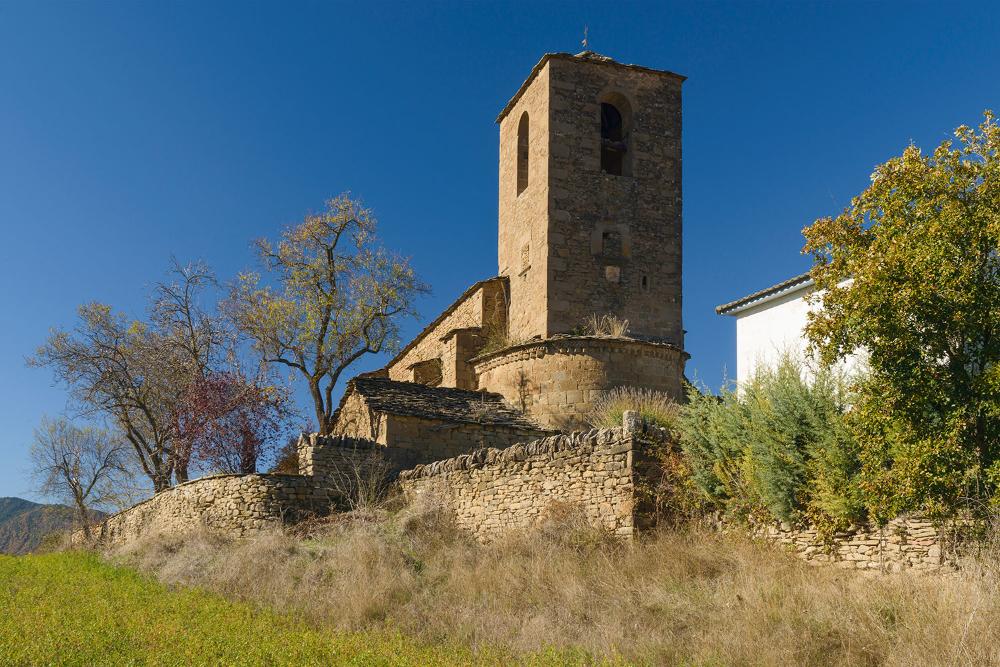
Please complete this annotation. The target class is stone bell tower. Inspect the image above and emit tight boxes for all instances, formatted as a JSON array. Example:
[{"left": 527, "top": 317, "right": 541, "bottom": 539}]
[{"left": 496, "top": 51, "right": 685, "bottom": 347}]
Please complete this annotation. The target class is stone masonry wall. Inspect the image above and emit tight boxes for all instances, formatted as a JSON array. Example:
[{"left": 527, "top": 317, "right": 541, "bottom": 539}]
[
  {"left": 474, "top": 335, "right": 686, "bottom": 430},
  {"left": 544, "top": 56, "right": 684, "bottom": 344},
  {"left": 328, "top": 392, "right": 551, "bottom": 473},
  {"left": 297, "top": 432, "right": 388, "bottom": 487},
  {"left": 498, "top": 59, "right": 551, "bottom": 343},
  {"left": 331, "top": 391, "right": 386, "bottom": 441},
  {"left": 757, "top": 516, "right": 964, "bottom": 573},
  {"left": 387, "top": 279, "right": 506, "bottom": 389},
  {"left": 82, "top": 473, "right": 325, "bottom": 548},
  {"left": 383, "top": 413, "right": 550, "bottom": 471},
  {"left": 399, "top": 427, "right": 637, "bottom": 540},
  {"left": 79, "top": 434, "right": 383, "bottom": 547},
  {"left": 496, "top": 54, "right": 684, "bottom": 344}
]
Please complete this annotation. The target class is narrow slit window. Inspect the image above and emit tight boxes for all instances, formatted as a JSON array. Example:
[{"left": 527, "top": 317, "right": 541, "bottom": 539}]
[{"left": 517, "top": 112, "right": 529, "bottom": 195}]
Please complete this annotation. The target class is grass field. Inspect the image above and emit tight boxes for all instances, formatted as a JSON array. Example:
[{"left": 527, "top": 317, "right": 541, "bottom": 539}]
[
  {"left": 8, "top": 505, "right": 1000, "bottom": 666},
  {"left": 0, "top": 551, "right": 591, "bottom": 666}
]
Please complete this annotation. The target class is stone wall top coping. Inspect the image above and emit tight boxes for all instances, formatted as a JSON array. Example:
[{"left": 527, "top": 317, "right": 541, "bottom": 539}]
[
  {"left": 304, "top": 433, "right": 382, "bottom": 450},
  {"left": 398, "top": 427, "right": 631, "bottom": 481},
  {"left": 469, "top": 334, "right": 688, "bottom": 369}
]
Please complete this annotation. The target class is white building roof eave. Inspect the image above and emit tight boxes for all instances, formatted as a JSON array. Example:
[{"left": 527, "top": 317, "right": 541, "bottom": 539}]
[{"left": 715, "top": 273, "right": 814, "bottom": 317}]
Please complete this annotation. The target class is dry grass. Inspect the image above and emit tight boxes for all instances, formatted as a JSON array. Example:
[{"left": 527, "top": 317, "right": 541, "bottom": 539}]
[
  {"left": 588, "top": 386, "right": 680, "bottom": 430},
  {"left": 584, "top": 313, "right": 631, "bottom": 338},
  {"left": 107, "top": 501, "right": 1000, "bottom": 665}
]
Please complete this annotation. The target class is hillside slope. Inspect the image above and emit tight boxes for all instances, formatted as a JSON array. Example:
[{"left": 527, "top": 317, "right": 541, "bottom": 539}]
[
  {"left": 0, "top": 497, "right": 103, "bottom": 555},
  {"left": 0, "top": 552, "right": 533, "bottom": 666}
]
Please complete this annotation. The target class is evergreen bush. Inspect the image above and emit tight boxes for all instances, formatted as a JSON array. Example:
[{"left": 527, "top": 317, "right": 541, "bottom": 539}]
[{"left": 677, "top": 356, "right": 863, "bottom": 533}]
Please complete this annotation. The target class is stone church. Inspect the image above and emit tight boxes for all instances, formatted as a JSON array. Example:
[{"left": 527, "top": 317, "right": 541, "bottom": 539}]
[
  {"left": 84, "top": 53, "right": 966, "bottom": 567},
  {"left": 330, "top": 50, "right": 688, "bottom": 469},
  {"left": 83, "top": 51, "right": 693, "bottom": 547}
]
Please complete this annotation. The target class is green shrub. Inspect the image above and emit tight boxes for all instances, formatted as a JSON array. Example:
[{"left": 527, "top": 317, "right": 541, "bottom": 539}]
[
  {"left": 677, "top": 356, "right": 863, "bottom": 533},
  {"left": 587, "top": 387, "right": 679, "bottom": 430}
]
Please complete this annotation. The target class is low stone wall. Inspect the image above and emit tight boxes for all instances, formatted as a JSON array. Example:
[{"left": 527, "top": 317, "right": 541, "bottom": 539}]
[
  {"left": 81, "top": 473, "right": 325, "bottom": 548},
  {"left": 78, "top": 434, "right": 386, "bottom": 547},
  {"left": 298, "top": 433, "right": 386, "bottom": 484},
  {"left": 399, "top": 427, "right": 637, "bottom": 540},
  {"left": 758, "top": 516, "right": 964, "bottom": 573}
]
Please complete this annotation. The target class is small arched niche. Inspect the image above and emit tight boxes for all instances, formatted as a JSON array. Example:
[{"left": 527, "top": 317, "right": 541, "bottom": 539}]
[
  {"left": 599, "top": 93, "right": 633, "bottom": 177},
  {"left": 516, "top": 111, "right": 529, "bottom": 195}
]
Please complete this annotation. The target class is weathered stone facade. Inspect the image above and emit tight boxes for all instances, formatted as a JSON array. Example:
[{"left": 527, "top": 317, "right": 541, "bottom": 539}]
[
  {"left": 472, "top": 335, "right": 686, "bottom": 429},
  {"left": 337, "top": 51, "right": 689, "bottom": 433},
  {"left": 757, "top": 517, "right": 964, "bottom": 573},
  {"left": 399, "top": 427, "right": 639, "bottom": 540},
  {"left": 497, "top": 52, "right": 684, "bottom": 344},
  {"left": 331, "top": 376, "right": 552, "bottom": 469},
  {"left": 385, "top": 278, "right": 507, "bottom": 390}
]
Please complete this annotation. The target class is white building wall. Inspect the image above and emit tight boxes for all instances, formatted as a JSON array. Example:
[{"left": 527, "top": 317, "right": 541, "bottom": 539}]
[{"left": 733, "top": 284, "right": 865, "bottom": 388}]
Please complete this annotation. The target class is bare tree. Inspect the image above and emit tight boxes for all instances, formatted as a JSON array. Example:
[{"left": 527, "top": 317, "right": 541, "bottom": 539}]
[
  {"left": 29, "top": 303, "right": 183, "bottom": 492},
  {"left": 29, "top": 260, "right": 240, "bottom": 490},
  {"left": 227, "top": 194, "right": 427, "bottom": 434},
  {"left": 29, "top": 417, "right": 131, "bottom": 540},
  {"left": 152, "top": 259, "right": 232, "bottom": 483}
]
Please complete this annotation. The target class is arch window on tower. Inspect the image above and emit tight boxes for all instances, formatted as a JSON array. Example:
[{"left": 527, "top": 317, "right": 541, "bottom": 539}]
[
  {"left": 599, "top": 95, "right": 633, "bottom": 176},
  {"left": 516, "top": 111, "right": 529, "bottom": 195}
]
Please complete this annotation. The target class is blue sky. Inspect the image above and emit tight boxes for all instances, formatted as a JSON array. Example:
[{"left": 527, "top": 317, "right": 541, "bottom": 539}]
[{"left": 1, "top": 1, "right": 997, "bottom": 499}]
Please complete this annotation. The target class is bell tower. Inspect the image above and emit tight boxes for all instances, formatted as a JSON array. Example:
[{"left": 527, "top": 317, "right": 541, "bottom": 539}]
[{"left": 497, "top": 52, "right": 685, "bottom": 346}]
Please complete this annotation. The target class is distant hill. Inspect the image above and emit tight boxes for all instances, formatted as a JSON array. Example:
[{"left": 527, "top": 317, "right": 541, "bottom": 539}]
[{"left": 0, "top": 497, "right": 105, "bottom": 555}]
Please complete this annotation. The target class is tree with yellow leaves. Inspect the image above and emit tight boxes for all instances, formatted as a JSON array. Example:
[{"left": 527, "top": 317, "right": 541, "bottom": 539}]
[
  {"left": 227, "top": 194, "right": 427, "bottom": 435},
  {"left": 803, "top": 112, "right": 1000, "bottom": 519}
]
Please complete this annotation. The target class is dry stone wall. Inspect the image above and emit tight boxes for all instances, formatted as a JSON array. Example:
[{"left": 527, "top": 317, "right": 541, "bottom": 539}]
[
  {"left": 297, "top": 432, "right": 390, "bottom": 489},
  {"left": 383, "top": 414, "right": 551, "bottom": 471},
  {"left": 757, "top": 516, "right": 965, "bottom": 573},
  {"left": 399, "top": 427, "right": 637, "bottom": 540},
  {"left": 82, "top": 473, "right": 325, "bottom": 547},
  {"left": 80, "top": 434, "right": 384, "bottom": 547}
]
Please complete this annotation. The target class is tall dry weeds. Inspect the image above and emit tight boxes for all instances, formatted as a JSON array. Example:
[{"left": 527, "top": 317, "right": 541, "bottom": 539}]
[{"left": 111, "top": 503, "right": 1000, "bottom": 665}]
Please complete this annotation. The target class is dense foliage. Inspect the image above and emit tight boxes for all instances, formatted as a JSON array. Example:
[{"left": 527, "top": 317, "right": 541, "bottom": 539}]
[
  {"left": 677, "top": 357, "right": 862, "bottom": 534},
  {"left": 803, "top": 112, "right": 1000, "bottom": 520}
]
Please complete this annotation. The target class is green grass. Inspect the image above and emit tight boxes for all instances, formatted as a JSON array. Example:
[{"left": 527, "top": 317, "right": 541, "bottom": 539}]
[{"left": 0, "top": 551, "right": 588, "bottom": 666}]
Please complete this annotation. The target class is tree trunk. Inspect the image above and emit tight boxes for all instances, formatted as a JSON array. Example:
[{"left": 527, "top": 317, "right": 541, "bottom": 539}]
[
  {"left": 76, "top": 502, "right": 92, "bottom": 541},
  {"left": 153, "top": 470, "right": 172, "bottom": 493},
  {"left": 174, "top": 459, "right": 189, "bottom": 484},
  {"left": 309, "top": 381, "right": 331, "bottom": 436}
]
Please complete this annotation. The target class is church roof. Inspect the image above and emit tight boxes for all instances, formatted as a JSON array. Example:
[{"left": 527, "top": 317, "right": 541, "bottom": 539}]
[
  {"left": 496, "top": 51, "right": 687, "bottom": 124},
  {"left": 345, "top": 376, "right": 548, "bottom": 431},
  {"left": 715, "top": 272, "right": 814, "bottom": 316}
]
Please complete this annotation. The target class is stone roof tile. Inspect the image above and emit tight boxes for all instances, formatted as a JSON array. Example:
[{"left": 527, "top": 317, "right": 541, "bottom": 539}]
[{"left": 348, "top": 376, "right": 547, "bottom": 431}]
